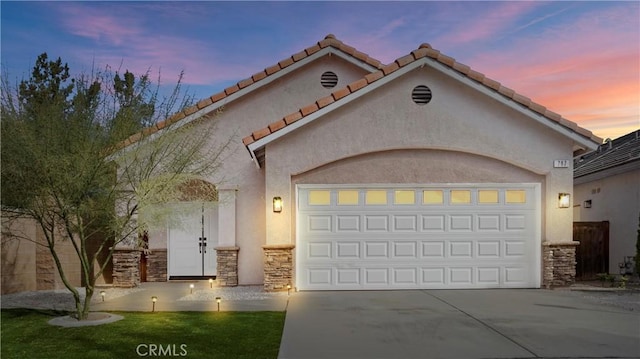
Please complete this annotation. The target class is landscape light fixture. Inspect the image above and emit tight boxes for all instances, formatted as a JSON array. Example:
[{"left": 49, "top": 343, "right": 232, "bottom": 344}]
[
  {"left": 209, "top": 278, "right": 214, "bottom": 288},
  {"left": 273, "top": 197, "right": 283, "bottom": 213},
  {"left": 190, "top": 283, "right": 195, "bottom": 294},
  {"left": 558, "top": 193, "right": 571, "bottom": 208},
  {"left": 100, "top": 290, "right": 106, "bottom": 302},
  {"left": 215, "top": 297, "right": 221, "bottom": 312},
  {"left": 151, "top": 296, "right": 157, "bottom": 312}
]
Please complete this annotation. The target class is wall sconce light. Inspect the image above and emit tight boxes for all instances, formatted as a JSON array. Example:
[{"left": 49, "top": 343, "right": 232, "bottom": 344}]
[
  {"left": 151, "top": 296, "right": 157, "bottom": 312},
  {"left": 273, "top": 197, "right": 283, "bottom": 213},
  {"left": 558, "top": 193, "right": 571, "bottom": 208},
  {"left": 190, "top": 283, "right": 195, "bottom": 294},
  {"left": 100, "top": 290, "right": 106, "bottom": 302},
  {"left": 209, "top": 278, "right": 214, "bottom": 288},
  {"left": 583, "top": 200, "right": 592, "bottom": 208},
  {"left": 215, "top": 297, "right": 221, "bottom": 312}
]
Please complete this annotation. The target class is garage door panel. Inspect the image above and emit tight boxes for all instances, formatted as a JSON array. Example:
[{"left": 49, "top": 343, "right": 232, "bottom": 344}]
[{"left": 297, "top": 185, "right": 540, "bottom": 290}]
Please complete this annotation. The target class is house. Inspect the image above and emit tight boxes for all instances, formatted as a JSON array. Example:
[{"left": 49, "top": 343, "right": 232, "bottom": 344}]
[
  {"left": 113, "top": 34, "right": 601, "bottom": 291},
  {"left": 574, "top": 130, "right": 640, "bottom": 275}
]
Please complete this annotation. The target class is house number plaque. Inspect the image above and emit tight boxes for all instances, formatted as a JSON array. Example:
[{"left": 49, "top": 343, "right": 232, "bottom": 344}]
[{"left": 553, "top": 159, "right": 570, "bottom": 168}]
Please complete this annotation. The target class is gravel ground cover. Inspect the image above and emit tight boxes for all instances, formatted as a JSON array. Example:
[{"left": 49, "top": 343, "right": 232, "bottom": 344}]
[
  {"left": 574, "top": 290, "right": 640, "bottom": 312},
  {"left": 177, "top": 285, "right": 289, "bottom": 301}
]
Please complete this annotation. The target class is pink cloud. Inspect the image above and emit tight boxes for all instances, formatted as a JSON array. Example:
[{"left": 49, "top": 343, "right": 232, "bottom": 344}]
[
  {"left": 437, "top": 2, "right": 542, "bottom": 45},
  {"left": 464, "top": 5, "right": 639, "bottom": 139}
]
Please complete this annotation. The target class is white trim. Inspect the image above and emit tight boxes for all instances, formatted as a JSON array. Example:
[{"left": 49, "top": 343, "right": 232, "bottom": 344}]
[{"left": 249, "top": 57, "right": 600, "bottom": 164}]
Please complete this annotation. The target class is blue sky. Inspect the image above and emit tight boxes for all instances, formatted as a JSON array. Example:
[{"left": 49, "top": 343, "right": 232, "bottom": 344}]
[{"left": 2, "top": 1, "right": 638, "bottom": 140}]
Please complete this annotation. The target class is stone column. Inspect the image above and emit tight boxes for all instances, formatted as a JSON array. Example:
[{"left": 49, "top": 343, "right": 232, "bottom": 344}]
[
  {"left": 542, "top": 241, "right": 579, "bottom": 287},
  {"left": 262, "top": 244, "right": 294, "bottom": 292},
  {"left": 215, "top": 247, "right": 240, "bottom": 286},
  {"left": 112, "top": 248, "right": 141, "bottom": 287},
  {"left": 145, "top": 249, "right": 167, "bottom": 282}
]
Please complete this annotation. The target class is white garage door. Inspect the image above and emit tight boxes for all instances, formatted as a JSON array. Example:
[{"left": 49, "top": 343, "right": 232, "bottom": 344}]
[{"left": 296, "top": 184, "right": 540, "bottom": 290}]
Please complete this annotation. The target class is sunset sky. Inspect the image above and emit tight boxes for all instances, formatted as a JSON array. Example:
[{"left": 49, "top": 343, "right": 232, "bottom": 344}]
[{"left": 2, "top": 1, "right": 638, "bottom": 141}]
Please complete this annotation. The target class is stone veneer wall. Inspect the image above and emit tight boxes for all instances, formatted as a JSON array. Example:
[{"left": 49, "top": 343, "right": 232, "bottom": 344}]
[
  {"left": 542, "top": 242, "right": 578, "bottom": 288},
  {"left": 146, "top": 249, "right": 167, "bottom": 282},
  {"left": 113, "top": 249, "right": 141, "bottom": 287},
  {"left": 216, "top": 247, "right": 240, "bottom": 286},
  {"left": 263, "top": 244, "right": 294, "bottom": 292}
]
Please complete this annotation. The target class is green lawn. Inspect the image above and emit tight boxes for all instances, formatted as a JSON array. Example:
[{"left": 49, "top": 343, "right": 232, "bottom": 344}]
[{"left": 1, "top": 309, "right": 285, "bottom": 359}]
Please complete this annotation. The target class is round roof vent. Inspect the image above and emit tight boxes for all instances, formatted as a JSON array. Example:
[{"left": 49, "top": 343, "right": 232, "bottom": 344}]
[
  {"left": 321, "top": 71, "right": 338, "bottom": 88},
  {"left": 412, "top": 85, "right": 432, "bottom": 105}
]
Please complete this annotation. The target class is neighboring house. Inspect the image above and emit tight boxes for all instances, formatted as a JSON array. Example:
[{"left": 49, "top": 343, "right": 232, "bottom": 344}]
[
  {"left": 113, "top": 35, "right": 601, "bottom": 291},
  {"left": 574, "top": 130, "right": 640, "bottom": 275}
]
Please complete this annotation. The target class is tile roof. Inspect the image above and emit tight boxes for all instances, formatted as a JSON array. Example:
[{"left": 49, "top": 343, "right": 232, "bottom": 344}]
[
  {"left": 117, "top": 34, "right": 383, "bottom": 149},
  {"left": 574, "top": 129, "right": 640, "bottom": 178},
  {"left": 242, "top": 43, "right": 603, "bottom": 148}
]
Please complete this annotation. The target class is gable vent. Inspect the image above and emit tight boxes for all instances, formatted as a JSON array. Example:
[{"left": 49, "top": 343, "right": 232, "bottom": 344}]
[
  {"left": 412, "top": 85, "right": 432, "bottom": 105},
  {"left": 321, "top": 71, "right": 338, "bottom": 88}
]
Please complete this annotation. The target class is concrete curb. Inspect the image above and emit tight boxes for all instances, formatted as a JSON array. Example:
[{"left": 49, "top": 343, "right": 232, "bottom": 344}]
[{"left": 48, "top": 312, "right": 124, "bottom": 327}]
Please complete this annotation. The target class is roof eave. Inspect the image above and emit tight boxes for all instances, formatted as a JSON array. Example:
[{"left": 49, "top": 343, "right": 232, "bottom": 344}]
[{"left": 247, "top": 56, "right": 601, "bottom": 163}]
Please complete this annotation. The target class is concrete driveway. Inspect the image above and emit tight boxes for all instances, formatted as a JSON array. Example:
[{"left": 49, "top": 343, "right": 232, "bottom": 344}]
[{"left": 278, "top": 289, "right": 640, "bottom": 359}]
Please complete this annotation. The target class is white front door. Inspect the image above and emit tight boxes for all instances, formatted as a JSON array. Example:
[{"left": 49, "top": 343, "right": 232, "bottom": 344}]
[
  {"left": 168, "top": 203, "right": 218, "bottom": 277},
  {"left": 297, "top": 184, "right": 541, "bottom": 290}
]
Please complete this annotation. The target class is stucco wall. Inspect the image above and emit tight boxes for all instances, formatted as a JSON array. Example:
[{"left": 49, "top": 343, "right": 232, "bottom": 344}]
[
  {"left": 574, "top": 169, "right": 640, "bottom": 273},
  {"left": 263, "top": 64, "right": 576, "bottom": 248},
  {"left": 141, "top": 55, "right": 370, "bottom": 285},
  {"left": 1, "top": 214, "right": 81, "bottom": 294}
]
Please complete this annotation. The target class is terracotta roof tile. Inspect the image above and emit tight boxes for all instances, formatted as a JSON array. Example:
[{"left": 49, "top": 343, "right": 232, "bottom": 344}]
[
  {"left": 317, "top": 38, "right": 333, "bottom": 48},
  {"left": 116, "top": 34, "right": 387, "bottom": 150},
  {"left": 284, "top": 111, "right": 303, "bottom": 125},
  {"left": 184, "top": 105, "right": 198, "bottom": 116},
  {"left": 529, "top": 102, "right": 547, "bottom": 116},
  {"left": 251, "top": 71, "right": 267, "bottom": 82},
  {"left": 332, "top": 87, "right": 351, "bottom": 101},
  {"left": 252, "top": 127, "right": 271, "bottom": 141},
  {"left": 544, "top": 110, "right": 562, "bottom": 123},
  {"left": 268, "top": 119, "right": 287, "bottom": 133},
  {"left": 224, "top": 84, "right": 240, "bottom": 96},
  {"left": 316, "top": 95, "right": 335, "bottom": 109},
  {"left": 382, "top": 62, "right": 400, "bottom": 76},
  {"left": 364, "top": 71, "right": 384, "bottom": 84},
  {"left": 396, "top": 54, "right": 415, "bottom": 67},
  {"left": 512, "top": 93, "right": 532, "bottom": 107},
  {"left": 197, "top": 97, "right": 213, "bottom": 109},
  {"left": 452, "top": 62, "right": 471, "bottom": 75},
  {"left": 339, "top": 44, "right": 357, "bottom": 56},
  {"left": 242, "top": 136, "right": 255, "bottom": 146},
  {"left": 211, "top": 92, "right": 226, "bottom": 103},
  {"left": 482, "top": 78, "right": 501, "bottom": 92},
  {"left": 467, "top": 69, "right": 485, "bottom": 83},
  {"left": 292, "top": 50, "right": 307, "bottom": 62},
  {"left": 278, "top": 57, "right": 295, "bottom": 69},
  {"left": 436, "top": 54, "right": 456, "bottom": 67},
  {"left": 497, "top": 86, "right": 515, "bottom": 98},
  {"left": 304, "top": 44, "right": 321, "bottom": 56},
  {"left": 425, "top": 48, "right": 440, "bottom": 59},
  {"left": 347, "top": 78, "right": 368, "bottom": 93},
  {"left": 300, "top": 103, "right": 319, "bottom": 117},
  {"left": 238, "top": 77, "right": 254, "bottom": 89},
  {"left": 265, "top": 64, "right": 281, "bottom": 75},
  {"left": 244, "top": 40, "right": 602, "bottom": 150}
]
